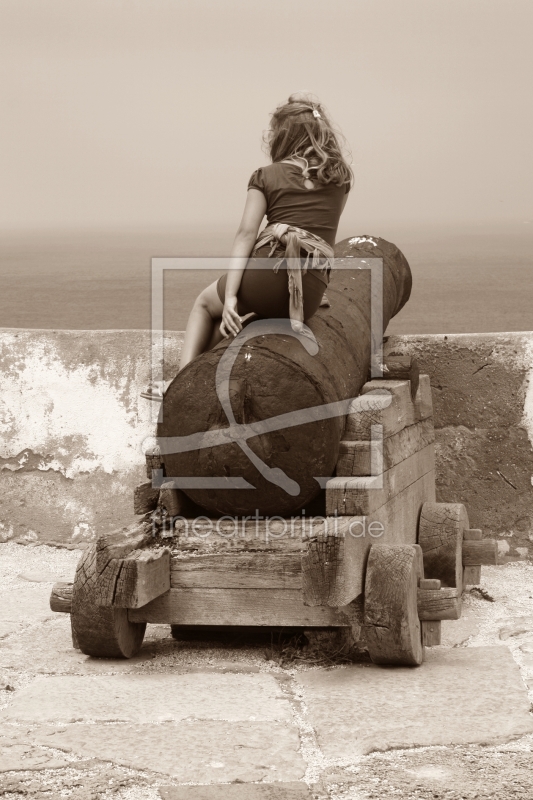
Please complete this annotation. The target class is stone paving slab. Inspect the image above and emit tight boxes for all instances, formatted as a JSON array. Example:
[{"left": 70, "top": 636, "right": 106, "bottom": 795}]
[
  {"left": 0, "top": 621, "right": 18, "bottom": 639},
  {"left": 0, "top": 617, "right": 157, "bottom": 674},
  {"left": 17, "top": 570, "right": 69, "bottom": 583},
  {"left": 1, "top": 672, "right": 291, "bottom": 723},
  {"left": 159, "top": 784, "right": 312, "bottom": 798},
  {"left": 32, "top": 722, "right": 305, "bottom": 781},
  {"left": 0, "top": 586, "right": 56, "bottom": 624},
  {"left": 440, "top": 616, "right": 479, "bottom": 647},
  {"left": 0, "top": 744, "right": 70, "bottom": 773},
  {"left": 499, "top": 616, "right": 533, "bottom": 640},
  {"left": 296, "top": 646, "right": 533, "bottom": 759}
]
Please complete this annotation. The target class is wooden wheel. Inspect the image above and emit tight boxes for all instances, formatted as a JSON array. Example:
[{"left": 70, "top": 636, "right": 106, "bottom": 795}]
[
  {"left": 71, "top": 545, "right": 146, "bottom": 658},
  {"left": 364, "top": 544, "right": 424, "bottom": 666},
  {"left": 418, "top": 502, "right": 468, "bottom": 591}
]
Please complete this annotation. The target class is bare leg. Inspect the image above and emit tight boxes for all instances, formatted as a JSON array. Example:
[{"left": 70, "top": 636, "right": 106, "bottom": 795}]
[
  {"left": 141, "top": 281, "right": 226, "bottom": 400},
  {"left": 179, "top": 280, "right": 225, "bottom": 371},
  {"left": 206, "top": 321, "right": 225, "bottom": 351}
]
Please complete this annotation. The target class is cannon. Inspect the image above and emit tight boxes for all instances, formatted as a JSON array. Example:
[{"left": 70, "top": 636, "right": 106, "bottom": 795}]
[
  {"left": 158, "top": 235, "right": 413, "bottom": 516},
  {"left": 50, "top": 236, "right": 500, "bottom": 666}
]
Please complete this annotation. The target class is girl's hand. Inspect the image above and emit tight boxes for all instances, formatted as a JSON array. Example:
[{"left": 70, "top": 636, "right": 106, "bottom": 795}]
[{"left": 220, "top": 296, "right": 242, "bottom": 338}]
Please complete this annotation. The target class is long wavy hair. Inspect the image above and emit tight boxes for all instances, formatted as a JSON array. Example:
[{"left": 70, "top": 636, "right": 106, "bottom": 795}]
[{"left": 264, "top": 92, "right": 353, "bottom": 189}]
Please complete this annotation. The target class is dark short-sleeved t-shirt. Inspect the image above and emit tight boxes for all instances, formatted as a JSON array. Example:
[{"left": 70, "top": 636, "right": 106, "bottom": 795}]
[{"left": 248, "top": 162, "right": 350, "bottom": 249}]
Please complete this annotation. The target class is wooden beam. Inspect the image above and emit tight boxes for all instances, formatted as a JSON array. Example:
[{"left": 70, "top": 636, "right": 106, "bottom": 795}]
[
  {"left": 95, "top": 526, "right": 151, "bottom": 577},
  {"left": 327, "top": 444, "right": 435, "bottom": 516},
  {"left": 133, "top": 481, "right": 159, "bottom": 515},
  {"left": 145, "top": 444, "right": 163, "bottom": 480},
  {"left": 417, "top": 587, "right": 462, "bottom": 620},
  {"left": 319, "top": 470, "right": 436, "bottom": 606},
  {"left": 172, "top": 517, "right": 308, "bottom": 554},
  {"left": 171, "top": 552, "right": 302, "bottom": 589},
  {"left": 344, "top": 381, "right": 414, "bottom": 441},
  {"left": 464, "top": 529, "right": 483, "bottom": 540},
  {"left": 418, "top": 502, "right": 468, "bottom": 592},
  {"left": 463, "top": 565, "right": 481, "bottom": 586},
  {"left": 94, "top": 525, "right": 153, "bottom": 608},
  {"left": 421, "top": 620, "right": 441, "bottom": 646},
  {"left": 462, "top": 539, "right": 498, "bottom": 566},
  {"left": 301, "top": 528, "right": 344, "bottom": 606},
  {"left": 110, "top": 548, "right": 171, "bottom": 608},
  {"left": 378, "top": 355, "right": 419, "bottom": 401},
  {"left": 50, "top": 581, "right": 73, "bottom": 613},
  {"left": 414, "top": 374, "right": 433, "bottom": 421},
  {"left": 336, "top": 418, "right": 435, "bottom": 478},
  {"left": 128, "top": 587, "right": 361, "bottom": 627},
  {"left": 419, "top": 578, "right": 441, "bottom": 590},
  {"left": 159, "top": 484, "right": 188, "bottom": 516}
]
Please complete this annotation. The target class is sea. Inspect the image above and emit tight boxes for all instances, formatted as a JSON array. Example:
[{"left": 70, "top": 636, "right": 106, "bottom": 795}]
[{"left": 1, "top": 223, "right": 532, "bottom": 334}]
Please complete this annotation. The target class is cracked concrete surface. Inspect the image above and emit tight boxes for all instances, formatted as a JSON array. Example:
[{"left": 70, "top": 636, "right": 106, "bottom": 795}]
[{"left": 0, "top": 542, "right": 532, "bottom": 799}]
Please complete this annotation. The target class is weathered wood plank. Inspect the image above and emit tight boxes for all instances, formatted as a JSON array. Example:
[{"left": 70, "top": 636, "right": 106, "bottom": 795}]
[
  {"left": 336, "top": 418, "right": 435, "bottom": 477},
  {"left": 462, "top": 539, "right": 498, "bottom": 565},
  {"left": 421, "top": 620, "right": 441, "bottom": 646},
  {"left": 301, "top": 526, "right": 345, "bottom": 607},
  {"left": 414, "top": 374, "right": 433, "bottom": 420},
  {"left": 418, "top": 502, "right": 468, "bottom": 591},
  {"left": 344, "top": 381, "right": 413, "bottom": 441},
  {"left": 464, "top": 529, "right": 483, "bottom": 541},
  {"left": 419, "top": 578, "right": 441, "bottom": 590},
  {"left": 379, "top": 355, "right": 419, "bottom": 401},
  {"left": 108, "top": 548, "right": 171, "bottom": 608},
  {"left": 326, "top": 443, "right": 435, "bottom": 516},
  {"left": 171, "top": 518, "right": 308, "bottom": 554},
  {"left": 145, "top": 444, "right": 164, "bottom": 480},
  {"left": 171, "top": 553, "right": 302, "bottom": 589},
  {"left": 166, "top": 458, "right": 435, "bottom": 610},
  {"left": 159, "top": 484, "right": 188, "bottom": 516},
  {"left": 128, "top": 588, "right": 360, "bottom": 627},
  {"left": 417, "top": 587, "right": 462, "bottom": 620},
  {"left": 50, "top": 581, "right": 73, "bottom": 613},
  {"left": 133, "top": 481, "right": 159, "bottom": 515},
  {"left": 321, "top": 470, "right": 436, "bottom": 607},
  {"left": 368, "top": 470, "right": 436, "bottom": 549},
  {"left": 463, "top": 565, "right": 482, "bottom": 585},
  {"left": 94, "top": 525, "right": 154, "bottom": 608},
  {"left": 95, "top": 526, "right": 151, "bottom": 577}
]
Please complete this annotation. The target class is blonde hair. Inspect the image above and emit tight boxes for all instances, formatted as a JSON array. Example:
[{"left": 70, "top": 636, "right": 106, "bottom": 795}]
[{"left": 264, "top": 92, "right": 353, "bottom": 188}]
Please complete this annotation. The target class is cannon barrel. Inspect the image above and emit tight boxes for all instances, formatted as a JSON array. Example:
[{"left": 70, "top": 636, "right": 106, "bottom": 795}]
[{"left": 159, "top": 235, "right": 412, "bottom": 516}]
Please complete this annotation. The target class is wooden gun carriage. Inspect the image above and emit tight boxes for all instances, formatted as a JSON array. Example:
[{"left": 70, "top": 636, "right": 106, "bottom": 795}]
[{"left": 51, "top": 360, "right": 498, "bottom": 666}]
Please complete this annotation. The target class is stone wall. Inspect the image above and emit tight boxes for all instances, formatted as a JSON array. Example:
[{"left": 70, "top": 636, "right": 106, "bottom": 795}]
[
  {"left": 386, "top": 333, "right": 533, "bottom": 561},
  {"left": 1, "top": 328, "right": 532, "bottom": 559},
  {"left": 0, "top": 329, "right": 183, "bottom": 547}
]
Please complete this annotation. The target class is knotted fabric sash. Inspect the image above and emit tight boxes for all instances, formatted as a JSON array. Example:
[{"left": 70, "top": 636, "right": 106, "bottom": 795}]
[{"left": 251, "top": 223, "right": 334, "bottom": 330}]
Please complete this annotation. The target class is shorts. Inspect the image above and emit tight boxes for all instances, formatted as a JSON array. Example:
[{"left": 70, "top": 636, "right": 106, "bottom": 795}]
[{"left": 216, "top": 243, "right": 328, "bottom": 321}]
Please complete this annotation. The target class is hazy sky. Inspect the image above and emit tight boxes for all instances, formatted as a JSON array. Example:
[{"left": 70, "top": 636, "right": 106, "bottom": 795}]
[{"left": 1, "top": 0, "right": 532, "bottom": 233}]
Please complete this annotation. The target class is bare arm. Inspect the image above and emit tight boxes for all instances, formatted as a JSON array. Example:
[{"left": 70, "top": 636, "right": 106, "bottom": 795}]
[{"left": 220, "top": 187, "right": 267, "bottom": 337}]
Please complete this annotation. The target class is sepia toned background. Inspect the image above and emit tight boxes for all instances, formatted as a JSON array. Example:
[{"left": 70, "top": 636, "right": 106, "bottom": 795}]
[{"left": 0, "top": 0, "right": 532, "bottom": 332}]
